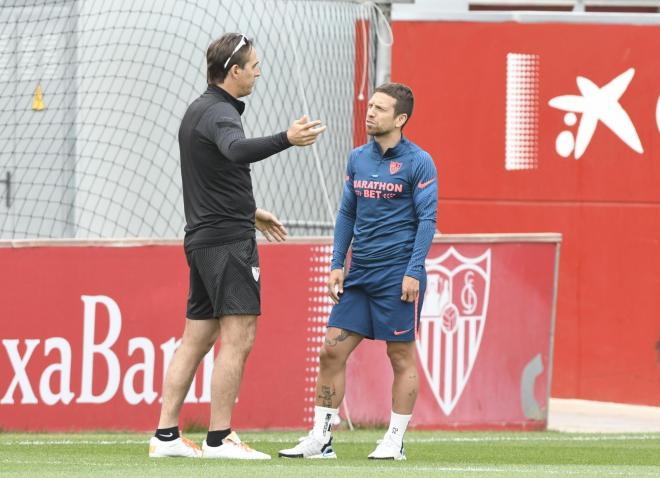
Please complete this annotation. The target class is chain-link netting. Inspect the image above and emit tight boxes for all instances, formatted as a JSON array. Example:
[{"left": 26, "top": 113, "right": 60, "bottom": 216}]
[{"left": 0, "top": 0, "right": 381, "bottom": 239}]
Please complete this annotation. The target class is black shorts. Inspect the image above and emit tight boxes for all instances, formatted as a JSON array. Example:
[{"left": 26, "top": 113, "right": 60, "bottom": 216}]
[{"left": 185, "top": 238, "right": 261, "bottom": 319}]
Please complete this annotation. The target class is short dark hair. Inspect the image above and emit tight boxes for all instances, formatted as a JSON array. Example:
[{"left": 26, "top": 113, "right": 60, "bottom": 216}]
[
  {"left": 207, "top": 33, "right": 253, "bottom": 85},
  {"left": 374, "top": 82, "right": 414, "bottom": 127}
]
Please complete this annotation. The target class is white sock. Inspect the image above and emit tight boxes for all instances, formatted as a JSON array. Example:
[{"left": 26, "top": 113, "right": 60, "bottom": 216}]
[
  {"left": 312, "top": 406, "right": 338, "bottom": 442},
  {"left": 387, "top": 411, "right": 412, "bottom": 445}
]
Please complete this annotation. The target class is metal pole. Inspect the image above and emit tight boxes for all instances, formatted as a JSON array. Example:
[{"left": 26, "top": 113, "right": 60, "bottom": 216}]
[
  {"left": 2, "top": 171, "right": 10, "bottom": 208},
  {"left": 375, "top": 2, "right": 392, "bottom": 86}
]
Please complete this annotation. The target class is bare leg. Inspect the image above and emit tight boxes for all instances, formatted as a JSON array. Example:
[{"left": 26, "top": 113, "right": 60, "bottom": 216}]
[
  {"left": 314, "top": 327, "right": 363, "bottom": 408},
  {"left": 158, "top": 318, "right": 220, "bottom": 428},
  {"left": 277, "top": 328, "right": 363, "bottom": 456},
  {"left": 208, "top": 314, "right": 258, "bottom": 430},
  {"left": 387, "top": 341, "right": 418, "bottom": 414}
]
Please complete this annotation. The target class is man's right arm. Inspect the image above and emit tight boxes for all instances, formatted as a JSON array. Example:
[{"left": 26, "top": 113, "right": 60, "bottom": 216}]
[
  {"left": 328, "top": 156, "right": 357, "bottom": 303},
  {"left": 331, "top": 157, "right": 357, "bottom": 271}
]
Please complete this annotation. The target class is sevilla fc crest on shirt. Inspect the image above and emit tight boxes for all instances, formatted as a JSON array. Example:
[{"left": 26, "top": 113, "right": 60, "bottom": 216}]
[
  {"left": 417, "top": 247, "right": 491, "bottom": 415},
  {"left": 389, "top": 161, "right": 402, "bottom": 175}
]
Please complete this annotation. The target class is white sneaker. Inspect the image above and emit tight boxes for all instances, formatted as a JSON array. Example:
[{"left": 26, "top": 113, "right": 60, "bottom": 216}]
[
  {"left": 368, "top": 434, "right": 406, "bottom": 460},
  {"left": 148, "top": 436, "right": 202, "bottom": 458},
  {"left": 279, "top": 432, "right": 337, "bottom": 459},
  {"left": 202, "top": 431, "right": 271, "bottom": 460}
]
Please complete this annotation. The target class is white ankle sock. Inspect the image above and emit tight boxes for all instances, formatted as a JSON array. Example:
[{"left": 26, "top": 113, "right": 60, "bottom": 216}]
[
  {"left": 387, "top": 411, "right": 412, "bottom": 445},
  {"left": 312, "top": 406, "right": 338, "bottom": 442}
]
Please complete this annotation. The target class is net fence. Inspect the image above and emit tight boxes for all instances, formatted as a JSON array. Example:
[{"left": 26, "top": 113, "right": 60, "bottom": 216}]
[{"left": 0, "top": 0, "right": 382, "bottom": 239}]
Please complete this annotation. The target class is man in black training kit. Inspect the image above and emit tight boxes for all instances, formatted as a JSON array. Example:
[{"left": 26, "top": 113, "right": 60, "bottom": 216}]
[{"left": 148, "top": 33, "right": 325, "bottom": 460}]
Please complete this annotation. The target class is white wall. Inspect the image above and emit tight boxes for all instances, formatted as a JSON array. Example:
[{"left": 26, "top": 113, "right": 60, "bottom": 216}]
[{"left": 393, "top": 0, "right": 469, "bottom": 20}]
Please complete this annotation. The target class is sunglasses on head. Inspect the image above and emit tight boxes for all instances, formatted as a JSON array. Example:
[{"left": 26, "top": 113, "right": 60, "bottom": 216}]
[{"left": 224, "top": 35, "right": 248, "bottom": 70}]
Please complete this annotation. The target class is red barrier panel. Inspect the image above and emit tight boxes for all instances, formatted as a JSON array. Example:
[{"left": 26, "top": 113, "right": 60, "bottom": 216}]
[
  {"left": 0, "top": 241, "right": 315, "bottom": 430},
  {"left": 391, "top": 20, "right": 660, "bottom": 406},
  {"left": 345, "top": 240, "right": 558, "bottom": 429},
  {"left": 0, "top": 235, "right": 558, "bottom": 431}
]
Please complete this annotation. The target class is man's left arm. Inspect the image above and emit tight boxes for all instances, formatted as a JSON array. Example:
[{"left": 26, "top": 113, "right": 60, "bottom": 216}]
[{"left": 401, "top": 153, "right": 438, "bottom": 302}]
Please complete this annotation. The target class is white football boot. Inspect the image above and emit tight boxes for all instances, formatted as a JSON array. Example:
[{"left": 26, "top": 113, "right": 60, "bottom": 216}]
[
  {"left": 368, "top": 434, "right": 406, "bottom": 460},
  {"left": 202, "top": 431, "right": 271, "bottom": 460},
  {"left": 278, "top": 432, "right": 337, "bottom": 459},
  {"left": 148, "top": 436, "right": 202, "bottom": 458}
]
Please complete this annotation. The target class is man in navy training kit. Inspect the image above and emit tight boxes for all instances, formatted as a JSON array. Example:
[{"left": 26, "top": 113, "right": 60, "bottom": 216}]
[
  {"left": 279, "top": 83, "right": 437, "bottom": 460},
  {"left": 148, "top": 33, "right": 325, "bottom": 460}
]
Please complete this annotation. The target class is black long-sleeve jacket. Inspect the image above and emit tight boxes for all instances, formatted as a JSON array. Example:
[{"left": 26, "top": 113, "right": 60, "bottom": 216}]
[{"left": 179, "top": 85, "right": 291, "bottom": 251}]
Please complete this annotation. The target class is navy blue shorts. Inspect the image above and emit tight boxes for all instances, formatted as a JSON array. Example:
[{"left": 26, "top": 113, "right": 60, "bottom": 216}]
[{"left": 328, "top": 262, "right": 426, "bottom": 342}]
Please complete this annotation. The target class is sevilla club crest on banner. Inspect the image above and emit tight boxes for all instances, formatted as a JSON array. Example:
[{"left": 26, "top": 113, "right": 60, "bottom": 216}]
[
  {"left": 389, "top": 161, "right": 402, "bottom": 175},
  {"left": 417, "top": 247, "right": 492, "bottom": 415}
]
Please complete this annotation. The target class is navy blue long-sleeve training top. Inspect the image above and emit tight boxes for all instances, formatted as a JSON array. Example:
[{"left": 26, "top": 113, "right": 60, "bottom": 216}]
[{"left": 331, "top": 136, "right": 438, "bottom": 280}]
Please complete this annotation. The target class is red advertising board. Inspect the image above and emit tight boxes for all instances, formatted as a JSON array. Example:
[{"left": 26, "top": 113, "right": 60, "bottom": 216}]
[
  {"left": 391, "top": 20, "right": 660, "bottom": 406},
  {"left": 345, "top": 239, "right": 558, "bottom": 429},
  {"left": 0, "top": 241, "right": 315, "bottom": 430},
  {"left": 0, "top": 236, "right": 558, "bottom": 431}
]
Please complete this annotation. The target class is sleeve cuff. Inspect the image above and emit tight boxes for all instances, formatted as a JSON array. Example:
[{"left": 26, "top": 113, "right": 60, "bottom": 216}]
[{"left": 404, "top": 267, "right": 423, "bottom": 280}]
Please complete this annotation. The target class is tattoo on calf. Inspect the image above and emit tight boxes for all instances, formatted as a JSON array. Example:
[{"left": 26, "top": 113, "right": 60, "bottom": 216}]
[{"left": 318, "top": 384, "right": 337, "bottom": 407}]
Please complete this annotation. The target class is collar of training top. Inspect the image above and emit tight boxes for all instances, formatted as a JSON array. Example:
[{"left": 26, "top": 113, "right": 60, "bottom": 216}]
[
  {"left": 208, "top": 84, "right": 246, "bottom": 115},
  {"left": 370, "top": 135, "right": 409, "bottom": 158}
]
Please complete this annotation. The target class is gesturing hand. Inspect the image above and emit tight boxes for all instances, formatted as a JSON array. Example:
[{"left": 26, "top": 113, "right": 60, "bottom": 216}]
[
  {"left": 287, "top": 115, "right": 326, "bottom": 146},
  {"left": 255, "top": 208, "right": 287, "bottom": 242}
]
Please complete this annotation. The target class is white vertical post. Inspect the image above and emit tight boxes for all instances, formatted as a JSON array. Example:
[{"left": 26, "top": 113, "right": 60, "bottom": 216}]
[{"left": 375, "top": 2, "right": 392, "bottom": 86}]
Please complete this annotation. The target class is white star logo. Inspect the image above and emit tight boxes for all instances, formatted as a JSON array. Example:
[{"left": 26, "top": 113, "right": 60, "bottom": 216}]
[{"left": 548, "top": 68, "right": 644, "bottom": 159}]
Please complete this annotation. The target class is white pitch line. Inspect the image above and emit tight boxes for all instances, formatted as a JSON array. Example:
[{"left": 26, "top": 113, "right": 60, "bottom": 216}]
[
  {"left": 400, "top": 434, "right": 660, "bottom": 443},
  {"left": 422, "top": 466, "right": 660, "bottom": 477},
  {"left": 1, "top": 434, "right": 658, "bottom": 446},
  {"left": 1, "top": 459, "right": 116, "bottom": 466},
  {"left": 0, "top": 439, "right": 147, "bottom": 446},
  {"left": 265, "top": 464, "right": 660, "bottom": 477}
]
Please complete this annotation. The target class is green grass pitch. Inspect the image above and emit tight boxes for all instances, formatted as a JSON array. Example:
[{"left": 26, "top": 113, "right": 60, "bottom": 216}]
[{"left": 1, "top": 430, "right": 659, "bottom": 477}]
